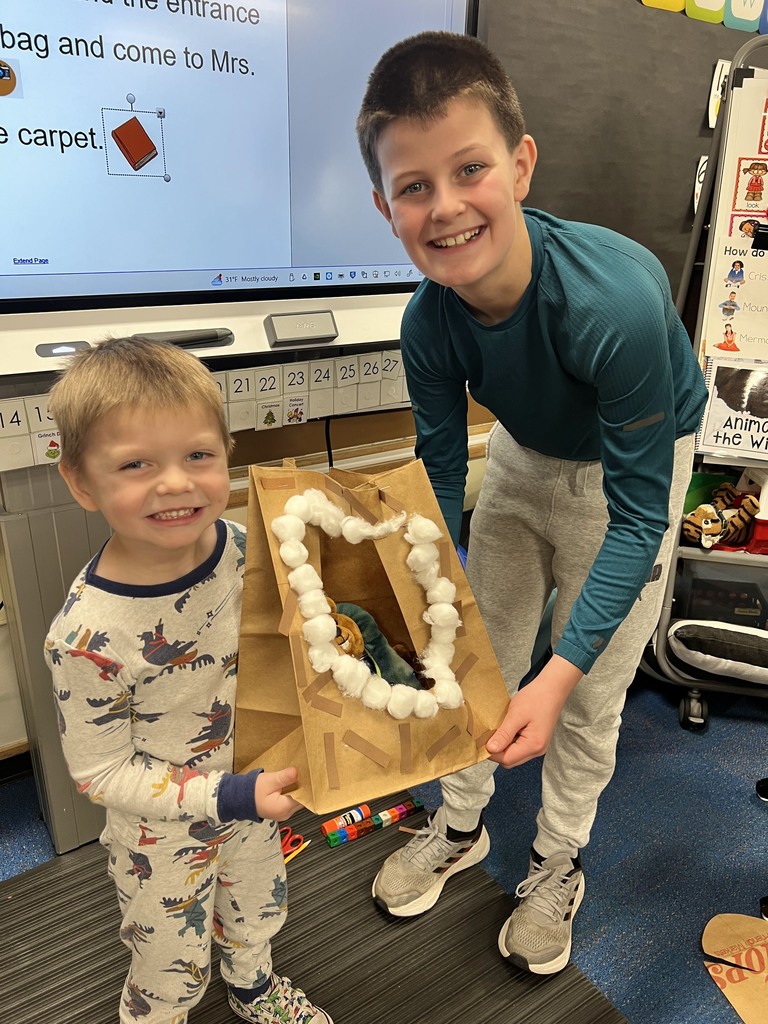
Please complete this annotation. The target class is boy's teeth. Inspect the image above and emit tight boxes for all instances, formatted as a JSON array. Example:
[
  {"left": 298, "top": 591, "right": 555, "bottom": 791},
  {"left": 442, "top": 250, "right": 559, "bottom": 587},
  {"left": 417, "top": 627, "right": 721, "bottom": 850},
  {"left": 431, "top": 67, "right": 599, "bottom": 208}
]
[
  {"left": 433, "top": 229, "right": 479, "bottom": 248},
  {"left": 153, "top": 509, "right": 194, "bottom": 520}
]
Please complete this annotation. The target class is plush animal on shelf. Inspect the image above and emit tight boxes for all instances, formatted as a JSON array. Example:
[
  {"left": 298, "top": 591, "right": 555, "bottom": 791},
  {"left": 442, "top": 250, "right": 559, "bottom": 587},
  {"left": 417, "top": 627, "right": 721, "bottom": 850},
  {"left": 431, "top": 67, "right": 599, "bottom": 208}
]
[
  {"left": 328, "top": 599, "right": 435, "bottom": 691},
  {"left": 681, "top": 483, "right": 760, "bottom": 549}
]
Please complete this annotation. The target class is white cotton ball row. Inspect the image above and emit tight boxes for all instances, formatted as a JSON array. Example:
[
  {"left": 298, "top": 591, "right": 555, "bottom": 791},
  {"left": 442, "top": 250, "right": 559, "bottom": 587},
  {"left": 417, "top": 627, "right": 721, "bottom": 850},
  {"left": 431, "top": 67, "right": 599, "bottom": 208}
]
[
  {"left": 422, "top": 641, "right": 455, "bottom": 667},
  {"left": 387, "top": 684, "right": 418, "bottom": 719},
  {"left": 413, "top": 690, "right": 439, "bottom": 718},
  {"left": 404, "top": 514, "right": 443, "bottom": 545},
  {"left": 413, "top": 563, "right": 440, "bottom": 590},
  {"left": 307, "top": 643, "right": 340, "bottom": 674},
  {"left": 360, "top": 674, "right": 391, "bottom": 710},
  {"left": 426, "top": 577, "right": 456, "bottom": 605},
  {"left": 406, "top": 542, "right": 440, "bottom": 573},
  {"left": 340, "top": 516, "right": 375, "bottom": 544},
  {"left": 279, "top": 540, "right": 308, "bottom": 568},
  {"left": 298, "top": 590, "right": 331, "bottom": 618},
  {"left": 302, "top": 614, "right": 337, "bottom": 646},
  {"left": 283, "top": 493, "right": 313, "bottom": 522},
  {"left": 287, "top": 564, "right": 323, "bottom": 594},
  {"left": 423, "top": 602, "right": 461, "bottom": 628},
  {"left": 332, "top": 656, "right": 371, "bottom": 699},
  {"left": 432, "top": 679, "right": 464, "bottom": 709},
  {"left": 271, "top": 514, "right": 305, "bottom": 543}
]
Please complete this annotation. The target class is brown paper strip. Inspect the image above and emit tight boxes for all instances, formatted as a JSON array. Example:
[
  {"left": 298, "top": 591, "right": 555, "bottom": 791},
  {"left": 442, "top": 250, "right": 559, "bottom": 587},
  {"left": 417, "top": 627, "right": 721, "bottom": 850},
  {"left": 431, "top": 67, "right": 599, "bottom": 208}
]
[
  {"left": 454, "top": 652, "right": 479, "bottom": 683},
  {"left": 310, "top": 694, "right": 344, "bottom": 717},
  {"left": 289, "top": 634, "right": 309, "bottom": 688},
  {"left": 260, "top": 476, "right": 297, "bottom": 490},
  {"left": 342, "top": 730, "right": 391, "bottom": 768},
  {"left": 342, "top": 488, "right": 380, "bottom": 525},
  {"left": 278, "top": 588, "right": 299, "bottom": 636},
  {"left": 475, "top": 729, "right": 494, "bottom": 749},
  {"left": 453, "top": 600, "right": 467, "bottom": 637},
  {"left": 465, "top": 700, "right": 475, "bottom": 738},
  {"left": 426, "top": 724, "right": 461, "bottom": 762},
  {"left": 324, "top": 477, "right": 345, "bottom": 498},
  {"left": 301, "top": 671, "right": 332, "bottom": 703},
  {"left": 438, "top": 540, "right": 453, "bottom": 579},
  {"left": 399, "top": 722, "right": 413, "bottom": 773},
  {"left": 380, "top": 489, "right": 406, "bottom": 514},
  {"left": 324, "top": 733, "right": 340, "bottom": 789}
]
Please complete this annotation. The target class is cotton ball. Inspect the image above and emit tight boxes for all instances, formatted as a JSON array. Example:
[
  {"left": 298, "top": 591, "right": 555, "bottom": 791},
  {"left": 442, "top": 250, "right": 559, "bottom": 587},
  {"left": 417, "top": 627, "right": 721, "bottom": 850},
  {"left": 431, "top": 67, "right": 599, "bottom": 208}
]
[
  {"left": 284, "top": 493, "right": 313, "bottom": 522},
  {"left": 279, "top": 540, "right": 308, "bottom": 568},
  {"left": 271, "top": 514, "right": 305, "bottom": 543},
  {"left": 432, "top": 679, "right": 463, "bottom": 709},
  {"left": 414, "top": 563, "right": 440, "bottom": 589},
  {"left": 318, "top": 504, "right": 345, "bottom": 537},
  {"left": 360, "top": 674, "right": 391, "bottom": 710},
  {"left": 413, "top": 690, "right": 439, "bottom": 719},
  {"left": 422, "top": 641, "right": 455, "bottom": 667},
  {"left": 406, "top": 542, "right": 440, "bottom": 573},
  {"left": 332, "top": 656, "right": 370, "bottom": 699},
  {"left": 307, "top": 643, "right": 340, "bottom": 674},
  {"left": 426, "top": 577, "right": 456, "bottom": 605},
  {"left": 404, "top": 514, "right": 443, "bottom": 545},
  {"left": 387, "top": 684, "right": 418, "bottom": 720},
  {"left": 420, "top": 662, "right": 455, "bottom": 685},
  {"left": 423, "top": 602, "right": 461, "bottom": 628},
  {"left": 298, "top": 590, "right": 331, "bottom": 618},
  {"left": 371, "top": 511, "right": 407, "bottom": 538},
  {"left": 304, "top": 489, "right": 333, "bottom": 523},
  {"left": 341, "top": 516, "right": 373, "bottom": 544},
  {"left": 287, "top": 564, "right": 323, "bottom": 594},
  {"left": 302, "top": 614, "right": 337, "bottom": 646},
  {"left": 430, "top": 624, "right": 458, "bottom": 644}
]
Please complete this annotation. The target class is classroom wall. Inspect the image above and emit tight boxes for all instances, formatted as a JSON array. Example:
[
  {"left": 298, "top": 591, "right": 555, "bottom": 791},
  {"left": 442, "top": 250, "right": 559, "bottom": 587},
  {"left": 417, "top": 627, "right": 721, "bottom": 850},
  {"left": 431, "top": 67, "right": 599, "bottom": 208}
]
[{"left": 478, "top": 0, "right": 751, "bottom": 293}]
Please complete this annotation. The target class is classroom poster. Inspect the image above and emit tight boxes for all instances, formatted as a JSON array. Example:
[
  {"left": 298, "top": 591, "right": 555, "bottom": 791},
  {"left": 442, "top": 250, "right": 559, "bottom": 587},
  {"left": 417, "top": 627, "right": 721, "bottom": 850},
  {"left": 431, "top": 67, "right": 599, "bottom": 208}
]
[
  {"left": 697, "top": 357, "right": 768, "bottom": 459},
  {"left": 701, "top": 69, "right": 768, "bottom": 368}
]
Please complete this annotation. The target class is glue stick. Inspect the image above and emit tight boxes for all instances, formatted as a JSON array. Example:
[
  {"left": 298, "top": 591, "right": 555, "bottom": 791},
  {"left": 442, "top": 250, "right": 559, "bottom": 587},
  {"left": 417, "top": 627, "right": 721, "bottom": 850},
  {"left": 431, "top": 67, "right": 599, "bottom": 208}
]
[{"left": 321, "top": 804, "right": 371, "bottom": 836}]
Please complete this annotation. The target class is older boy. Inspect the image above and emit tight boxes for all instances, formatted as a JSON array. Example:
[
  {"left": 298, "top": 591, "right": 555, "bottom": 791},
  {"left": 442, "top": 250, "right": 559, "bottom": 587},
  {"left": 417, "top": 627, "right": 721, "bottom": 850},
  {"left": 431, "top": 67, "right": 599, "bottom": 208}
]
[
  {"left": 45, "top": 337, "right": 331, "bottom": 1023},
  {"left": 357, "top": 32, "right": 706, "bottom": 974}
]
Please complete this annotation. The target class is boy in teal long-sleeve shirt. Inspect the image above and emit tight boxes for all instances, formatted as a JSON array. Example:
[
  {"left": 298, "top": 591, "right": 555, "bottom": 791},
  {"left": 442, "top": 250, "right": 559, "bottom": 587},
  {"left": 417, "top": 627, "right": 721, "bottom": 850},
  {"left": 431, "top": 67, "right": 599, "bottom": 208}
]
[{"left": 357, "top": 31, "right": 706, "bottom": 975}]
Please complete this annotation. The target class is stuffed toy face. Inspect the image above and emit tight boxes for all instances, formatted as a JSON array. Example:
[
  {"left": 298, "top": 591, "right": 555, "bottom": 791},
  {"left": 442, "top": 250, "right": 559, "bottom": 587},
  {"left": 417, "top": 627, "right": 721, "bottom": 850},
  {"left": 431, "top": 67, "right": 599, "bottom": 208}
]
[
  {"left": 328, "top": 601, "right": 366, "bottom": 660},
  {"left": 681, "top": 504, "right": 723, "bottom": 549}
]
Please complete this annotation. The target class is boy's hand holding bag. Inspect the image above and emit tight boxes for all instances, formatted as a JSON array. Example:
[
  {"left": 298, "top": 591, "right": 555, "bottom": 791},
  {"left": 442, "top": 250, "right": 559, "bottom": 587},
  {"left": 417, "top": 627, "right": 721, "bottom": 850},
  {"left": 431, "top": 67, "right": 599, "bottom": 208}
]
[{"left": 234, "top": 459, "right": 510, "bottom": 814}]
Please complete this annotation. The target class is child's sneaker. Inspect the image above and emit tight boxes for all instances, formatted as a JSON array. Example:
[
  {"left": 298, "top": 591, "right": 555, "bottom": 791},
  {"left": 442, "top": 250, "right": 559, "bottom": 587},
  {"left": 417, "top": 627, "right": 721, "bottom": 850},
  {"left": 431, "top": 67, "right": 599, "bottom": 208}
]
[
  {"left": 371, "top": 805, "right": 490, "bottom": 916},
  {"left": 227, "top": 974, "right": 333, "bottom": 1023},
  {"left": 497, "top": 850, "right": 584, "bottom": 975}
]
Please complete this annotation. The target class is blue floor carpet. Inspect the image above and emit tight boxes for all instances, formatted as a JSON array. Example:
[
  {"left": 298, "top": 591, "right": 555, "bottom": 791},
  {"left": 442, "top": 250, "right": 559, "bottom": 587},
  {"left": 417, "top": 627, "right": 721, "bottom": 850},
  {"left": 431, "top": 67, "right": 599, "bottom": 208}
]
[
  {"left": 3, "top": 676, "right": 767, "bottom": 1023},
  {"left": 415, "top": 675, "right": 768, "bottom": 1024}
]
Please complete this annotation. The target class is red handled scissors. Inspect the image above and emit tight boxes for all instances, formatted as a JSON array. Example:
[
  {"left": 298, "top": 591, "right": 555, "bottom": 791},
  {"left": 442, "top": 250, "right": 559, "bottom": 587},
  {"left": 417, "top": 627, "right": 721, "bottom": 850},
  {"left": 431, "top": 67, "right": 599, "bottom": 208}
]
[{"left": 280, "top": 826, "right": 304, "bottom": 856}]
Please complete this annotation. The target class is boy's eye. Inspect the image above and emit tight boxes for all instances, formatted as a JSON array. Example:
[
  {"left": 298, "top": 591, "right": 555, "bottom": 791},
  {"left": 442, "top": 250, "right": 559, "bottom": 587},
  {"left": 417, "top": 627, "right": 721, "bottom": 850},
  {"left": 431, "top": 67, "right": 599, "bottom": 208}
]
[
  {"left": 120, "top": 460, "right": 146, "bottom": 471},
  {"left": 187, "top": 451, "right": 209, "bottom": 462},
  {"left": 462, "top": 163, "right": 484, "bottom": 177},
  {"left": 402, "top": 181, "right": 424, "bottom": 195}
]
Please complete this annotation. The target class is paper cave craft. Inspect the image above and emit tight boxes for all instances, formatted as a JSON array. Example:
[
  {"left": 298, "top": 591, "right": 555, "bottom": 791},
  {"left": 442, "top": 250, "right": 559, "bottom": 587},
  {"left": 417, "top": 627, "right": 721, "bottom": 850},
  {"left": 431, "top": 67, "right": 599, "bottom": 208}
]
[{"left": 234, "top": 460, "right": 510, "bottom": 814}]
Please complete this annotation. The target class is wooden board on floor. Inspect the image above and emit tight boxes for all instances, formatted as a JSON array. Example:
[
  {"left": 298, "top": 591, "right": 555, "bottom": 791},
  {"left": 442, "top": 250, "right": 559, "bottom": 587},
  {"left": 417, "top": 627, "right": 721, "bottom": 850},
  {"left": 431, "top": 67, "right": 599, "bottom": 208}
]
[{"left": 1, "top": 798, "right": 627, "bottom": 1024}]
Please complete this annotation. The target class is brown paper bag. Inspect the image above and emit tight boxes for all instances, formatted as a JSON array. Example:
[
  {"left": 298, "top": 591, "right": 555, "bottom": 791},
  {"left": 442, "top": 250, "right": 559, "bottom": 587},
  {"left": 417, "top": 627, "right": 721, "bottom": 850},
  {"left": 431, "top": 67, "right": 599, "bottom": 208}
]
[
  {"left": 702, "top": 913, "right": 768, "bottom": 1023},
  {"left": 234, "top": 459, "right": 510, "bottom": 814}
]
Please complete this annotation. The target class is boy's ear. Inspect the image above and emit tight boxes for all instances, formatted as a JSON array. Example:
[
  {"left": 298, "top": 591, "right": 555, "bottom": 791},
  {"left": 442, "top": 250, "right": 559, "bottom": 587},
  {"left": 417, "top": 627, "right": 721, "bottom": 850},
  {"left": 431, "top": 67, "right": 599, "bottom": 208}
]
[
  {"left": 58, "top": 462, "right": 100, "bottom": 513},
  {"left": 372, "top": 189, "right": 399, "bottom": 238},
  {"left": 512, "top": 135, "right": 538, "bottom": 204}
]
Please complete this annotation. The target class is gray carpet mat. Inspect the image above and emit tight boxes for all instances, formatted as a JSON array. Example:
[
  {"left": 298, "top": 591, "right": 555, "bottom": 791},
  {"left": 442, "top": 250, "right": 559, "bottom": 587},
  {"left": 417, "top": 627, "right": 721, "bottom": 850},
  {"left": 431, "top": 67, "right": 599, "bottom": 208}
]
[{"left": 1, "top": 797, "right": 627, "bottom": 1023}]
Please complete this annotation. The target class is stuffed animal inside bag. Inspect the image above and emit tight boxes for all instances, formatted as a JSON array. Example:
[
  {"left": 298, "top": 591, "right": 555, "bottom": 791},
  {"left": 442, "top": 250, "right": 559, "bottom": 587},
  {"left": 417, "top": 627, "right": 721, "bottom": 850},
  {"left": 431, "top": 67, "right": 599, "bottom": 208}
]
[{"left": 328, "top": 599, "right": 435, "bottom": 691}]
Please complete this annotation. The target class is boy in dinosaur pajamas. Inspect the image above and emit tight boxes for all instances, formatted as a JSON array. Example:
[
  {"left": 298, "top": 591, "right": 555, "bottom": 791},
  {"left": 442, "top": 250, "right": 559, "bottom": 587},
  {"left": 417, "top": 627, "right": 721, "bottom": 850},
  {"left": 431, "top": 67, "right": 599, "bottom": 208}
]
[{"left": 44, "top": 337, "right": 332, "bottom": 1024}]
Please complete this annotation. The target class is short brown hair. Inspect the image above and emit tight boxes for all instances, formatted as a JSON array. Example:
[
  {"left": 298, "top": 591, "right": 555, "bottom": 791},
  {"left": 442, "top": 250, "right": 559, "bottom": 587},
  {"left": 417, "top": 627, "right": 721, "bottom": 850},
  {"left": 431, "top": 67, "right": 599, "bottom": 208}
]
[
  {"left": 357, "top": 31, "right": 526, "bottom": 194},
  {"left": 48, "top": 336, "right": 233, "bottom": 472}
]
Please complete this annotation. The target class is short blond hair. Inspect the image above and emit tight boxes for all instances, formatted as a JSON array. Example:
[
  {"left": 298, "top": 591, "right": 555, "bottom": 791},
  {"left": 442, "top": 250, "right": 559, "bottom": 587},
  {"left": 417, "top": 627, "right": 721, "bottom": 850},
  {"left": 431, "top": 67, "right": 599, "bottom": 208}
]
[
  {"left": 48, "top": 336, "right": 233, "bottom": 472},
  {"left": 357, "top": 31, "right": 526, "bottom": 195}
]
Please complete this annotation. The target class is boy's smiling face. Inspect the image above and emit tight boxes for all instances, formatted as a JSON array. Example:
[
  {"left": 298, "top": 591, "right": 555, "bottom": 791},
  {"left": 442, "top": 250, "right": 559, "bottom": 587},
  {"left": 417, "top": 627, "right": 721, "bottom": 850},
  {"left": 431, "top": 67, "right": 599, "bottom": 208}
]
[
  {"left": 373, "top": 97, "right": 536, "bottom": 323},
  {"left": 61, "top": 403, "right": 230, "bottom": 583}
]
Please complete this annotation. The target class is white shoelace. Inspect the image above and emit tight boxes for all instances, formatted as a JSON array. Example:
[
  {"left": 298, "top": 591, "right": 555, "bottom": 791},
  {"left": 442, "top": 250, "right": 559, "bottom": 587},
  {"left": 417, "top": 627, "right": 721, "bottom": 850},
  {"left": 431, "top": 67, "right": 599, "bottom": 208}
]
[{"left": 515, "top": 862, "right": 576, "bottom": 923}]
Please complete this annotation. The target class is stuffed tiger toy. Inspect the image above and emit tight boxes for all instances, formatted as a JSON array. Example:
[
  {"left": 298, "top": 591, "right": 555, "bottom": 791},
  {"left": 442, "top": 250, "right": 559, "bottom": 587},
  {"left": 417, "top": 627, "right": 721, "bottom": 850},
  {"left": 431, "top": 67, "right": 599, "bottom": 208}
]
[{"left": 681, "top": 483, "right": 760, "bottom": 549}]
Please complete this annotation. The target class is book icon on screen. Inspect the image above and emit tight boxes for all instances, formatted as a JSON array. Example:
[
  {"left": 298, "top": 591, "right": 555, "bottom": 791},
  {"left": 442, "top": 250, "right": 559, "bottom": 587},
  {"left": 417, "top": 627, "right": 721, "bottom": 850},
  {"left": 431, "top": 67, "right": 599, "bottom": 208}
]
[{"left": 112, "top": 116, "right": 158, "bottom": 171}]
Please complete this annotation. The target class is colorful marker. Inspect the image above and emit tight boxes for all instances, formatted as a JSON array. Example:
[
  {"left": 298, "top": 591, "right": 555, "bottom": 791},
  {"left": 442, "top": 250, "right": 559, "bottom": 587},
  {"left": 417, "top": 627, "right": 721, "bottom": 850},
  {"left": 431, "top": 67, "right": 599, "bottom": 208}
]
[
  {"left": 320, "top": 804, "right": 371, "bottom": 836},
  {"left": 325, "top": 798, "right": 424, "bottom": 846}
]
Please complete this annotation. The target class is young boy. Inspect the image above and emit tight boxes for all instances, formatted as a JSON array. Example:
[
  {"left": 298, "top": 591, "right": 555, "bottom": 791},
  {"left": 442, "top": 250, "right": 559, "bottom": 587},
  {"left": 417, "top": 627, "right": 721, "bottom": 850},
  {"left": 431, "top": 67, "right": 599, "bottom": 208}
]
[
  {"left": 356, "top": 32, "right": 707, "bottom": 975},
  {"left": 44, "top": 337, "right": 332, "bottom": 1024}
]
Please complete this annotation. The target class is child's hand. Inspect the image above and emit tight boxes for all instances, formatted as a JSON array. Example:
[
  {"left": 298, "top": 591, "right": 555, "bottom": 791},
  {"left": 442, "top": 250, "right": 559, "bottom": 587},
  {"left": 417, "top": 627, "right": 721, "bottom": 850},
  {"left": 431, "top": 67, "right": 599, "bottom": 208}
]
[{"left": 255, "top": 767, "right": 302, "bottom": 821}]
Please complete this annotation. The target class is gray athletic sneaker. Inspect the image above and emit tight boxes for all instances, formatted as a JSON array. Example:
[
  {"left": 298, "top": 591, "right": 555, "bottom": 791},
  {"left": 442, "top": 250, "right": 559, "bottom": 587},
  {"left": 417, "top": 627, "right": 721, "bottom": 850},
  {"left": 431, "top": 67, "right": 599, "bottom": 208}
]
[
  {"left": 498, "top": 851, "right": 585, "bottom": 975},
  {"left": 371, "top": 805, "right": 490, "bottom": 917}
]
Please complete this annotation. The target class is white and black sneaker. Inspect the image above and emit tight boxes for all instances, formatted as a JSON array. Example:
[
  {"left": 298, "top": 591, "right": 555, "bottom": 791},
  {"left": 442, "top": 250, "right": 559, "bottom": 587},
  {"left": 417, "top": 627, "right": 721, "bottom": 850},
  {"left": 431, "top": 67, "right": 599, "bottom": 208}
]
[
  {"left": 371, "top": 805, "right": 490, "bottom": 917},
  {"left": 498, "top": 849, "right": 584, "bottom": 975}
]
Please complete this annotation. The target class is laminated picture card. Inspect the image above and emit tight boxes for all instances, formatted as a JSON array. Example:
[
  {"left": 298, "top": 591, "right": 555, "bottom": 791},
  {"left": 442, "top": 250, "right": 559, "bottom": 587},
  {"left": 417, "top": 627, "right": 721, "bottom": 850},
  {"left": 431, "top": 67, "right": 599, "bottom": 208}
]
[{"left": 234, "top": 459, "right": 510, "bottom": 814}]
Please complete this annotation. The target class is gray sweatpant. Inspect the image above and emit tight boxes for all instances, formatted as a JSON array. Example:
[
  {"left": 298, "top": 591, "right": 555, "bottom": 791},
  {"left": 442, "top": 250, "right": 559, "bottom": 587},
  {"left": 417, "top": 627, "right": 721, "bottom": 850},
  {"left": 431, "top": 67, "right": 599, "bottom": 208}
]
[{"left": 442, "top": 425, "right": 694, "bottom": 859}]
